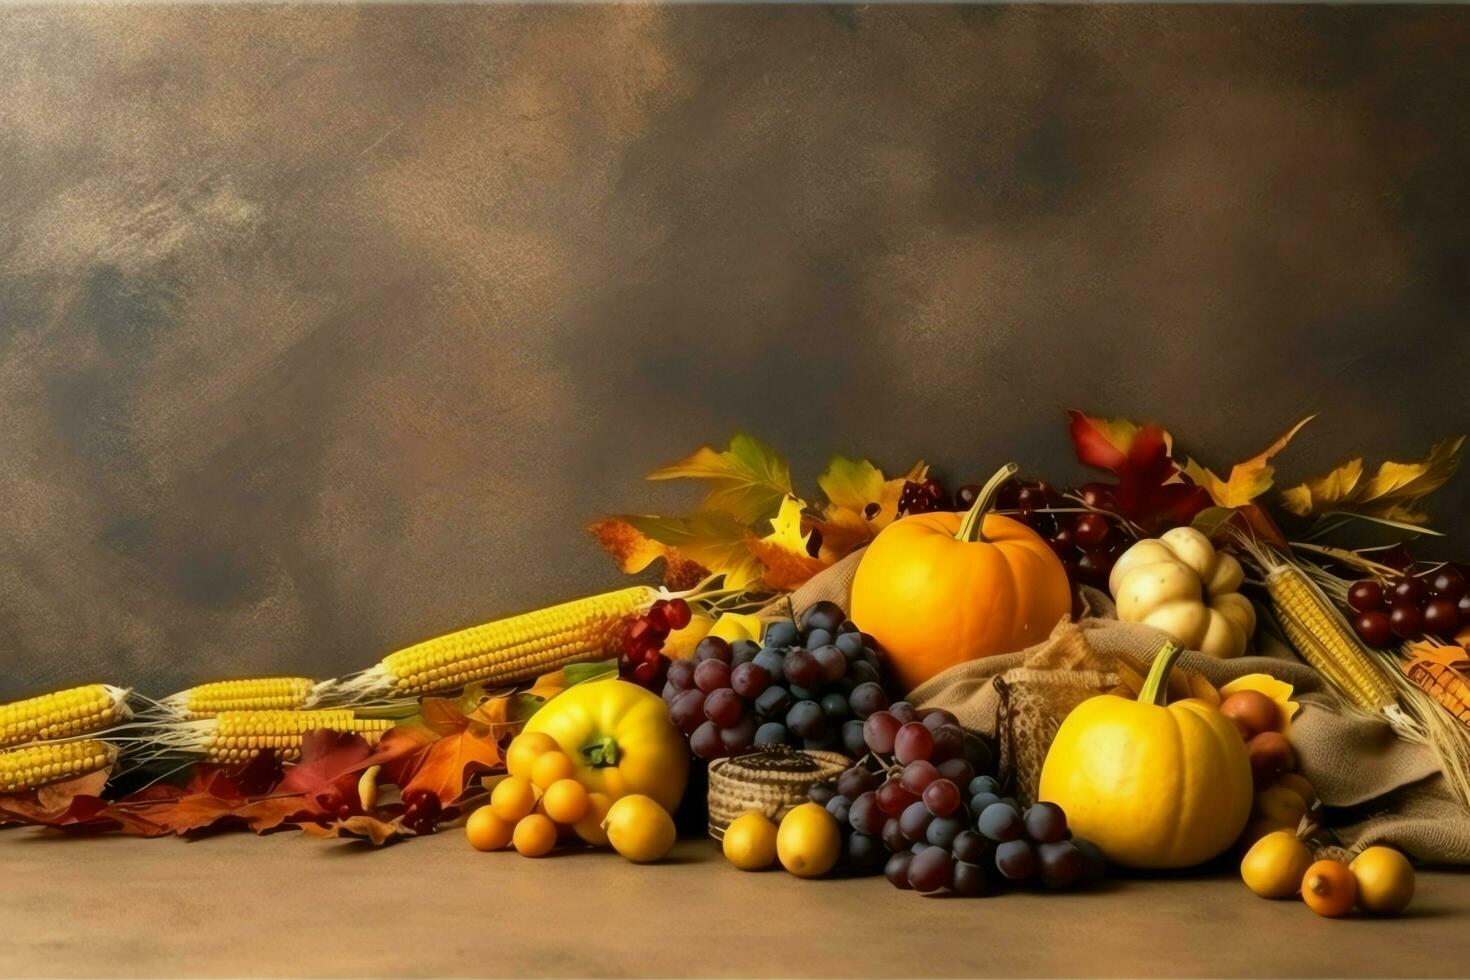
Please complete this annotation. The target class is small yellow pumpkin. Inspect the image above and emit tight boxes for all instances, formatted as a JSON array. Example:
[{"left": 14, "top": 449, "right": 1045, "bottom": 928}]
[
  {"left": 850, "top": 463, "right": 1071, "bottom": 694},
  {"left": 1038, "top": 641, "right": 1254, "bottom": 868},
  {"left": 1109, "top": 527, "right": 1256, "bottom": 658}
]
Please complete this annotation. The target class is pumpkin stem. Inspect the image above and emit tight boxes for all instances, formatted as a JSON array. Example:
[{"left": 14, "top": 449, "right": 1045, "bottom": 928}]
[
  {"left": 581, "top": 735, "right": 620, "bottom": 768},
  {"left": 1139, "top": 640, "right": 1184, "bottom": 707},
  {"left": 955, "top": 463, "right": 1019, "bottom": 543}
]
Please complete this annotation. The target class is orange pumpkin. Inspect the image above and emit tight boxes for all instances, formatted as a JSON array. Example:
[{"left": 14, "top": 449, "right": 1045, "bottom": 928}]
[{"left": 850, "top": 463, "right": 1072, "bottom": 693}]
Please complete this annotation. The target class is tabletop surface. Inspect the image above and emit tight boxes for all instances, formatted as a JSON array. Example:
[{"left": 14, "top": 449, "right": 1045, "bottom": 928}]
[{"left": 3, "top": 827, "right": 1466, "bottom": 977}]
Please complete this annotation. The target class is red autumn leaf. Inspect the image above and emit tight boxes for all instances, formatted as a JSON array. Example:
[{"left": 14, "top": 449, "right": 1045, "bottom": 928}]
[
  {"left": 400, "top": 725, "right": 503, "bottom": 804},
  {"left": 140, "top": 791, "right": 249, "bottom": 835},
  {"left": 237, "top": 796, "right": 318, "bottom": 833},
  {"left": 275, "top": 730, "right": 380, "bottom": 808},
  {"left": 1068, "top": 411, "right": 1212, "bottom": 533},
  {"left": 362, "top": 725, "right": 440, "bottom": 788}
]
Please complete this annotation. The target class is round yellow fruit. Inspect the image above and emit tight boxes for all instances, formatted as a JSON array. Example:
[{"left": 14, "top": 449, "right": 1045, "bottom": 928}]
[
  {"left": 465, "top": 806, "right": 514, "bottom": 852},
  {"left": 1240, "top": 830, "right": 1314, "bottom": 899},
  {"left": 513, "top": 813, "right": 559, "bottom": 857},
  {"left": 542, "top": 778, "right": 590, "bottom": 825},
  {"left": 776, "top": 802, "right": 841, "bottom": 878},
  {"left": 1254, "top": 786, "right": 1308, "bottom": 829},
  {"left": 531, "top": 751, "right": 578, "bottom": 791},
  {"left": 506, "top": 732, "right": 559, "bottom": 779},
  {"left": 1350, "top": 846, "right": 1414, "bottom": 914},
  {"left": 602, "top": 793, "right": 677, "bottom": 863},
  {"left": 490, "top": 776, "right": 538, "bottom": 823},
  {"left": 574, "top": 792, "right": 614, "bottom": 847},
  {"left": 723, "top": 811, "right": 779, "bottom": 871}
]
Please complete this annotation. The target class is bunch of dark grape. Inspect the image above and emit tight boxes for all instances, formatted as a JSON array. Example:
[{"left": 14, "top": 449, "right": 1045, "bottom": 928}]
[
  {"left": 618, "top": 597, "right": 694, "bottom": 690},
  {"left": 811, "top": 702, "right": 1106, "bottom": 895},
  {"left": 660, "top": 601, "right": 890, "bottom": 760},
  {"left": 897, "top": 478, "right": 949, "bottom": 516},
  {"left": 998, "top": 478, "right": 1131, "bottom": 595},
  {"left": 1348, "top": 566, "right": 1469, "bottom": 646}
]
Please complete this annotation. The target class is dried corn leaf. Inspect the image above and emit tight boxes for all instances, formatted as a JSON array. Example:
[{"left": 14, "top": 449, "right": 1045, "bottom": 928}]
[{"left": 1281, "top": 436, "right": 1464, "bottom": 524}]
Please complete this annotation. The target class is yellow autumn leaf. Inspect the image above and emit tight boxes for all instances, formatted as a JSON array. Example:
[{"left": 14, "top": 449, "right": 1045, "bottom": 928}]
[
  {"left": 646, "top": 433, "right": 793, "bottom": 525},
  {"left": 709, "top": 612, "right": 763, "bottom": 644},
  {"left": 617, "top": 512, "right": 763, "bottom": 591},
  {"left": 762, "top": 495, "right": 812, "bottom": 555},
  {"left": 1183, "top": 416, "right": 1313, "bottom": 509},
  {"left": 813, "top": 456, "right": 926, "bottom": 563},
  {"left": 1280, "top": 436, "right": 1463, "bottom": 523}
]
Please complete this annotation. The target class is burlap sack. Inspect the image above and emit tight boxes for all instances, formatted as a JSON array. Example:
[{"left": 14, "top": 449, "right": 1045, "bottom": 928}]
[{"left": 772, "top": 550, "right": 1470, "bottom": 864}]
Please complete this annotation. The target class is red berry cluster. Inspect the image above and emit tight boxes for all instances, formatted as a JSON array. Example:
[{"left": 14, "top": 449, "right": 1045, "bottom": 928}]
[
  {"left": 401, "top": 790, "right": 442, "bottom": 834},
  {"left": 619, "top": 597, "right": 693, "bottom": 690},
  {"left": 999, "top": 479, "right": 1129, "bottom": 593},
  {"left": 1348, "top": 567, "right": 1469, "bottom": 646},
  {"left": 897, "top": 479, "right": 949, "bottom": 516}
]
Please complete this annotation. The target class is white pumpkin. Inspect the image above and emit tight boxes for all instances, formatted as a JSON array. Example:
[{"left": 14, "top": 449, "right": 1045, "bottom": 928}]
[{"left": 1108, "top": 527, "right": 1256, "bottom": 658}]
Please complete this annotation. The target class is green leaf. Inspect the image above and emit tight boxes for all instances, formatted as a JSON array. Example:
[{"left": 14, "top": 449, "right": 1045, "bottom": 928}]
[
  {"left": 817, "top": 455, "right": 885, "bottom": 511},
  {"left": 564, "top": 661, "right": 619, "bottom": 686},
  {"left": 618, "top": 512, "right": 763, "bottom": 590},
  {"left": 647, "top": 434, "right": 792, "bottom": 524}
]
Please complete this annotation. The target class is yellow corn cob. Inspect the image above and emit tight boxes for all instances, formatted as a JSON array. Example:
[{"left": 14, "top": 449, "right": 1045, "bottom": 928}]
[
  {"left": 1267, "top": 563, "right": 1400, "bottom": 711},
  {"left": 0, "top": 685, "right": 131, "bottom": 750},
  {"left": 1403, "top": 644, "right": 1470, "bottom": 727},
  {"left": 165, "top": 710, "right": 395, "bottom": 765},
  {"left": 0, "top": 739, "right": 116, "bottom": 793},
  {"left": 316, "top": 586, "right": 657, "bottom": 702},
  {"left": 160, "top": 677, "right": 314, "bottom": 720}
]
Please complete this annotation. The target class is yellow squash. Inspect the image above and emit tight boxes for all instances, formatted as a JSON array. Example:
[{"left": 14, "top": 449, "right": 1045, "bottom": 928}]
[
  {"left": 1108, "top": 528, "right": 1255, "bottom": 659},
  {"left": 523, "top": 678, "right": 689, "bottom": 814},
  {"left": 1038, "top": 640, "right": 1253, "bottom": 868}
]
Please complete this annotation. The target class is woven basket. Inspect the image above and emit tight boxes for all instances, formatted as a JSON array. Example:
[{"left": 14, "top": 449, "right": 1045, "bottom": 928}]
[{"left": 705, "top": 747, "right": 849, "bottom": 840}]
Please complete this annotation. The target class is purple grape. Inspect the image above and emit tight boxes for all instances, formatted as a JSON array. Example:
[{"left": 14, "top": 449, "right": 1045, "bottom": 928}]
[
  {"left": 952, "top": 860, "right": 989, "bottom": 897},
  {"left": 863, "top": 711, "right": 901, "bottom": 755},
  {"left": 811, "top": 645, "right": 847, "bottom": 682},
  {"left": 783, "top": 649, "right": 824, "bottom": 688},
  {"left": 666, "top": 659, "right": 696, "bottom": 693},
  {"left": 703, "top": 687, "right": 743, "bottom": 726},
  {"left": 1074, "top": 837, "right": 1107, "bottom": 885},
  {"left": 968, "top": 775, "right": 1000, "bottom": 798},
  {"left": 925, "top": 814, "right": 964, "bottom": 849},
  {"left": 669, "top": 689, "right": 707, "bottom": 735},
  {"left": 763, "top": 620, "right": 798, "bottom": 648},
  {"left": 995, "top": 839, "right": 1037, "bottom": 880},
  {"left": 804, "top": 628, "right": 834, "bottom": 651},
  {"left": 849, "top": 682, "right": 888, "bottom": 720},
  {"left": 1038, "top": 839, "right": 1083, "bottom": 888},
  {"left": 825, "top": 794, "right": 852, "bottom": 825},
  {"left": 885, "top": 851, "right": 914, "bottom": 889},
  {"left": 920, "top": 708, "right": 959, "bottom": 732},
  {"left": 800, "top": 601, "right": 844, "bottom": 634},
  {"left": 845, "top": 832, "right": 886, "bottom": 874},
  {"left": 900, "top": 800, "right": 933, "bottom": 842},
  {"left": 837, "top": 766, "right": 880, "bottom": 800},
  {"left": 936, "top": 758, "right": 974, "bottom": 788},
  {"left": 753, "top": 685, "right": 791, "bottom": 718},
  {"left": 970, "top": 791, "right": 1001, "bottom": 815},
  {"left": 835, "top": 631, "right": 865, "bottom": 660},
  {"left": 900, "top": 760, "right": 940, "bottom": 796},
  {"left": 694, "top": 636, "right": 731, "bottom": 663},
  {"left": 808, "top": 782, "right": 838, "bottom": 806},
  {"left": 690, "top": 720, "right": 724, "bottom": 760},
  {"left": 922, "top": 778, "right": 961, "bottom": 818},
  {"left": 849, "top": 791, "right": 885, "bottom": 835},
  {"left": 930, "top": 724, "right": 965, "bottom": 763},
  {"left": 889, "top": 701, "right": 917, "bottom": 724},
  {"left": 819, "top": 692, "right": 850, "bottom": 721},
  {"left": 962, "top": 733, "right": 994, "bottom": 773},
  {"left": 1023, "top": 802, "right": 1069, "bottom": 844},
  {"left": 841, "top": 719, "right": 867, "bottom": 757},
  {"left": 882, "top": 817, "right": 907, "bottom": 852},
  {"left": 694, "top": 659, "right": 731, "bottom": 694},
  {"left": 907, "top": 846, "right": 954, "bottom": 893},
  {"left": 952, "top": 829, "right": 988, "bottom": 864},
  {"left": 894, "top": 723, "right": 934, "bottom": 765},
  {"left": 720, "top": 715, "right": 757, "bottom": 753},
  {"left": 846, "top": 660, "right": 881, "bottom": 686},
  {"left": 753, "top": 721, "right": 788, "bottom": 747},
  {"left": 876, "top": 777, "right": 918, "bottom": 817},
  {"left": 752, "top": 649, "right": 785, "bottom": 681},
  {"left": 977, "top": 802, "right": 1023, "bottom": 842},
  {"left": 785, "top": 700, "right": 827, "bottom": 739},
  {"left": 730, "top": 661, "right": 770, "bottom": 698},
  {"left": 729, "top": 640, "right": 761, "bottom": 666}
]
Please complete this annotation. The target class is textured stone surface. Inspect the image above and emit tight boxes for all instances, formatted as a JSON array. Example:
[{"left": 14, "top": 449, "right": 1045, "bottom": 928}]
[
  {"left": 0, "top": 830, "right": 1467, "bottom": 977},
  {"left": 1, "top": 5, "right": 1468, "bottom": 698}
]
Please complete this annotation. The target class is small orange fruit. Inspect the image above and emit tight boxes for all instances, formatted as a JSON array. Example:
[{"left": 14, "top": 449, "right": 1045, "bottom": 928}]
[
  {"left": 513, "top": 813, "right": 559, "bottom": 857},
  {"left": 531, "top": 751, "right": 578, "bottom": 791},
  {"left": 506, "top": 732, "right": 559, "bottom": 779},
  {"left": 490, "top": 775, "right": 537, "bottom": 823},
  {"left": 1302, "top": 859, "right": 1356, "bottom": 918},
  {"left": 542, "top": 778, "right": 590, "bottom": 824},
  {"left": 573, "top": 792, "right": 614, "bottom": 847},
  {"left": 465, "top": 806, "right": 514, "bottom": 852}
]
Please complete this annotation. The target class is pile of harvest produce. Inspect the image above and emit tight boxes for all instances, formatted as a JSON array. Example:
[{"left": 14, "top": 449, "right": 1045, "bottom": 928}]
[{"left": 4, "top": 410, "right": 1468, "bottom": 914}]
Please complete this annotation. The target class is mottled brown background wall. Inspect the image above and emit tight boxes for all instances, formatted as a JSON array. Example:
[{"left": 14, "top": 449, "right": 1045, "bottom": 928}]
[{"left": 2, "top": 4, "right": 1468, "bottom": 699}]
